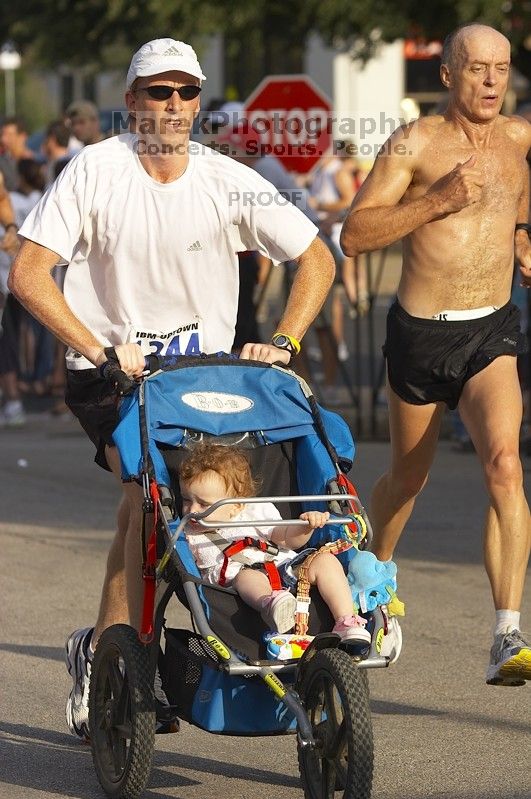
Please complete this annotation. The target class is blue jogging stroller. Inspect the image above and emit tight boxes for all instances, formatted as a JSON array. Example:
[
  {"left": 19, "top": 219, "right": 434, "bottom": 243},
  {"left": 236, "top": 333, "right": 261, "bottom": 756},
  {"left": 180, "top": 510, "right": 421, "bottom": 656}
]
[{"left": 89, "top": 354, "right": 391, "bottom": 799}]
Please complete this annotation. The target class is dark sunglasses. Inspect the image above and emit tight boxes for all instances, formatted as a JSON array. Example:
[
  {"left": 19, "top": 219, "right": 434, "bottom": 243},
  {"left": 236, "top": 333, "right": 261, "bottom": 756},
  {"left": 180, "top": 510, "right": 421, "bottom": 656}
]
[{"left": 136, "top": 84, "right": 201, "bottom": 102}]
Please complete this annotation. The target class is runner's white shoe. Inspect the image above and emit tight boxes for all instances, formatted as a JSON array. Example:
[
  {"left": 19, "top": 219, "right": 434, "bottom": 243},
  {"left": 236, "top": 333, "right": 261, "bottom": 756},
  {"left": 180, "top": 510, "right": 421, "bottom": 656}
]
[
  {"left": 486, "top": 628, "right": 531, "bottom": 686},
  {"left": 65, "top": 626, "right": 93, "bottom": 741}
]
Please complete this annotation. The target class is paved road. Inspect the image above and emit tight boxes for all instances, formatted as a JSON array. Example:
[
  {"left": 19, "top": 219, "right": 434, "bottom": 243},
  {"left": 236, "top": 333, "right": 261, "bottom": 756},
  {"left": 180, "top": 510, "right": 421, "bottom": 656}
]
[{"left": 1, "top": 414, "right": 530, "bottom": 799}]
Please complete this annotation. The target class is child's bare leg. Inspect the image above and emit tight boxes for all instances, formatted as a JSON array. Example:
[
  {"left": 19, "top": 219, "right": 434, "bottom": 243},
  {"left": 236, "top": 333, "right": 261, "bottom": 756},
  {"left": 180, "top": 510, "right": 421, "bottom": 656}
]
[
  {"left": 232, "top": 568, "right": 273, "bottom": 610},
  {"left": 307, "top": 552, "right": 354, "bottom": 620}
]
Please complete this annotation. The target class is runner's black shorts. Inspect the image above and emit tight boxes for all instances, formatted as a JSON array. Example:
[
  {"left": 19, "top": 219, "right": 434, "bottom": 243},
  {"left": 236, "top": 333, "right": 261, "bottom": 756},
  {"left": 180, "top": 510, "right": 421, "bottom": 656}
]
[
  {"left": 383, "top": 300, "right": 526, "bottom": 410},
  {"left": 65, "top": 368, "right": 120, "bottom": 470}
]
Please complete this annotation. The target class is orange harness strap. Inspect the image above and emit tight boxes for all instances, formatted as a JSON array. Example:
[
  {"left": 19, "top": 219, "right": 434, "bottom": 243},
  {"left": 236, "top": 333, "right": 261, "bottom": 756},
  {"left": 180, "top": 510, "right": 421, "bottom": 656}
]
[{"left": 218, "top": 536, "right": 281, "bottom": 588}]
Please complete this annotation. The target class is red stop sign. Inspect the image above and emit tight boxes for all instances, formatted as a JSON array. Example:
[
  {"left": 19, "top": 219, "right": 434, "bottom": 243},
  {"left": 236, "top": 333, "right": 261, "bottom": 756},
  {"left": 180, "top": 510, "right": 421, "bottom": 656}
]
[{"left": 243, "top": 75, "right": 332, "bottom": 174}]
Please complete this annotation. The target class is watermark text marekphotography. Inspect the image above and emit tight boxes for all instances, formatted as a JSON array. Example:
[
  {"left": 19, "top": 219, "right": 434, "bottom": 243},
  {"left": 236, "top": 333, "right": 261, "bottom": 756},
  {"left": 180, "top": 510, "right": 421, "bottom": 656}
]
[
  {"left": 120, "top": 109, "right": 417, "bottom": 160},
  {"left": 203, "top": 110, "right": 416, "bottom": 140},
  {"left": 113, "top": 110, "right": 416, "bottom": 139}
]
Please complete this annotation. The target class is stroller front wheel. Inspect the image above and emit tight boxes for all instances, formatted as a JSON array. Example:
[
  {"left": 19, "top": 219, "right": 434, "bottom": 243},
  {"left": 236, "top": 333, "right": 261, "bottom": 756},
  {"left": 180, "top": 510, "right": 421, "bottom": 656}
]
[
  {"left": 89, "top": 624, "right": 155, "bottom": 799},
  {"left": 297, "top": 648, "right": 373, "bottom": 799}
]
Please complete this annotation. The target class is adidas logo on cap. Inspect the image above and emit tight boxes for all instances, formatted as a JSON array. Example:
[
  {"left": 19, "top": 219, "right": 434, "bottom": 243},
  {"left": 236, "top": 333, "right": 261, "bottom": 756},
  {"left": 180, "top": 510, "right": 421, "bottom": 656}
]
[
  {"left": 126, "top": 39, "right": 206, "bottom": 90},
  {"left": 163, "top": 45, "right": 183, "bottom": 56}
]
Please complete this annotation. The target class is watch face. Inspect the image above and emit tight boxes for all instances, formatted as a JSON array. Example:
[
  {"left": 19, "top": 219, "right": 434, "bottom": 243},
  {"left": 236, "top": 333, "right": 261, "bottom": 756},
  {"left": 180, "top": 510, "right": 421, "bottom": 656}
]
[{"left": 272, "top": 334, "right": 296, "bottom": 354}]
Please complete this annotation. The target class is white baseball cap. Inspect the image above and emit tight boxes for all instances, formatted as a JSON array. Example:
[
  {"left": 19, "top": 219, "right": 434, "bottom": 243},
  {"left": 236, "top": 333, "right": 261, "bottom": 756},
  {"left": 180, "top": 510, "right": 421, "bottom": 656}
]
[{"left": 126, "top": 38, "right": 206, "bottom": 90}]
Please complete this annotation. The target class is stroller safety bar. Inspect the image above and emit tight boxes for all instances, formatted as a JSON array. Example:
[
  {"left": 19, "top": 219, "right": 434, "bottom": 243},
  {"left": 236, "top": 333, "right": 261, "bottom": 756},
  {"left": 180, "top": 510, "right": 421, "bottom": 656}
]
[{"left": 158, "top": 493, "right": 365, "bottom": 573}]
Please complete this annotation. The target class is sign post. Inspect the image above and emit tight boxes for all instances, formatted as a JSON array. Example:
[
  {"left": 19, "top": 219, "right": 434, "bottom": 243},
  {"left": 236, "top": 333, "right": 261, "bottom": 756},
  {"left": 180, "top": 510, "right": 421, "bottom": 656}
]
[{"left": 0, "top": 43, "right": 21, "bottom": 116}]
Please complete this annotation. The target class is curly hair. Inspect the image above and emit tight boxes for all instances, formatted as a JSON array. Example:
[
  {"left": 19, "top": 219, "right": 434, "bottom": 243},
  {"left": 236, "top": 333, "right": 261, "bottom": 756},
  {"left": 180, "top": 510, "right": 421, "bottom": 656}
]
[{"left": 179, "top": 443, "right": 258, "bottom": 498}]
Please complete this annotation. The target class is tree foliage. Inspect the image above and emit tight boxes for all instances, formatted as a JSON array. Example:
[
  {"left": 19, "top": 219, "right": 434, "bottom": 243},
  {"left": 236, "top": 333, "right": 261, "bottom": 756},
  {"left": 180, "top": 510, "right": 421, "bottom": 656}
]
[{"left": 0, "top": 0, "right": 529, "bottom": 80}]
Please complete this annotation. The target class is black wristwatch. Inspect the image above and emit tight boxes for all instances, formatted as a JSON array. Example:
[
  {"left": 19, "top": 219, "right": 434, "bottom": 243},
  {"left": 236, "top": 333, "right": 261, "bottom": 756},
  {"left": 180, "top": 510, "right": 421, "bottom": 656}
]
[
  {"left": 271, "top": 332, "right": 301, "bottom": 356},
  {"left": 515, "top": 223, "right": 531, "bottom": 235}
]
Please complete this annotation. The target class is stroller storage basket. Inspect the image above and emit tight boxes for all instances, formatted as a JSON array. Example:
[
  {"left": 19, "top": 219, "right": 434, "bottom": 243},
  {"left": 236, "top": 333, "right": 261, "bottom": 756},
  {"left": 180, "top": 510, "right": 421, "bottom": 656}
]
[{"left": 160, "top": 628, "right": 297, "bottom": 735}]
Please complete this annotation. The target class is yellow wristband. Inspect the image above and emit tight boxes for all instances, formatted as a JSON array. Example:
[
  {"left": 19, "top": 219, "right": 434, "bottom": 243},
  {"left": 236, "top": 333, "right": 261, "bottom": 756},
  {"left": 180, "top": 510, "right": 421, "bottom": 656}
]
[{"left": 271, "top": 332, "right": 301, "bottom": 355}]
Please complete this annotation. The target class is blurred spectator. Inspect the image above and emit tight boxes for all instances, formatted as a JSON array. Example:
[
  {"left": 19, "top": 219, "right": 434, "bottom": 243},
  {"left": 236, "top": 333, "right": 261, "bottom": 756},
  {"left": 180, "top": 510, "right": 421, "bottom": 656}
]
[
  {"left": 0, "top": 150, "right": 18, "bottom": 191},
  {"left": 0, "top": 116, "right": 34, "bottom": 162},
  {"left": 0, "top": 116, "right": 34, "bottom": 192},
  {"left": 309, "top": 147, "right": 368, "bottom": 361},
  {"left": 0, "top": 170, "right": 17, "bottom": 252},
  {"left": 54, "top": 156, "right": 71, "bottom": 178},
  {"left": 0, "top": 170, "right": 17, "bottom": 301},
  {"left": 10, "top": 159, "right": 44, "bottom": 216},
  {"left": 47, "top": 156, "right": 72, "bottom": 417},
  {"left": 42, "top": 120, "right": 70, "bottom": 187},
  {"left": 0, "top": 159, "right": 46, "bottom": 425},
  {"left": 204, "top": 105, "right": 363, "bottom": 403},
  {"left": 65, "top": 100, "right": 104, "bottom": 146}
]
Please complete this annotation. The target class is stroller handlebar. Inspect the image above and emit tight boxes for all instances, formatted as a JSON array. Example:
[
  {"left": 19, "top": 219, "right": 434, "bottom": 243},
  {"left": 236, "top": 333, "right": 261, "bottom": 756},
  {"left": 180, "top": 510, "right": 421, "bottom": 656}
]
[
  {"left": 98, "top": 350, "right": 290, "bottom": 396},
  {"left": 99, "top": 348, "right": 161, "bottom": 396},
  {"left": 157, "top": 493, "right": 367, "bottom": 576},
  {"left": 174, "top": 494, "right": 364, "bottom": 534}
]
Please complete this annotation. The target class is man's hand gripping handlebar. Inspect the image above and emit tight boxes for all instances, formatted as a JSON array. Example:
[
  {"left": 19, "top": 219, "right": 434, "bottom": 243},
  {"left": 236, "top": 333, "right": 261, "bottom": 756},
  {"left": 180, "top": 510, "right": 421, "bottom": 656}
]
[{"left": 98, "top": 346, "right": 159, "bottom": 395}]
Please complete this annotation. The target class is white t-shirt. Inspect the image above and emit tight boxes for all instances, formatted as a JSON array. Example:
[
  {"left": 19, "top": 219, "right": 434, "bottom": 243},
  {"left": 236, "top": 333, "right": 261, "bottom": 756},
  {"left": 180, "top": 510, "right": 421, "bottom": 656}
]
[
  {"left": 19, "top": 134, "right": 318, "bottom": 369},
  {"left": 185, "top": 501, "right": 296, "bottom": 586}
]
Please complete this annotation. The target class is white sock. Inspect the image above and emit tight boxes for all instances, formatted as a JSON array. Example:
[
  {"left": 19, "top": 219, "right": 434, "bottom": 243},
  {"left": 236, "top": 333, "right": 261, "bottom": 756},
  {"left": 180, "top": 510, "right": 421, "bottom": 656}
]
[{"left": 494, "top": 610, "right": 520, "bottom": 637}]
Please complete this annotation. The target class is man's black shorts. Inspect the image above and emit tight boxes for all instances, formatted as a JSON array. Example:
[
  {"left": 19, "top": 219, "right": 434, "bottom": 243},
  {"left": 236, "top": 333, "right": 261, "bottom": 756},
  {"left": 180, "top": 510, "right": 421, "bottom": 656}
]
[
  {"left": 65, "top": 368, "right": 121, "bottom": 470},
  {"left": 383, "top": 300, "right": 526, "bottom": 410}
]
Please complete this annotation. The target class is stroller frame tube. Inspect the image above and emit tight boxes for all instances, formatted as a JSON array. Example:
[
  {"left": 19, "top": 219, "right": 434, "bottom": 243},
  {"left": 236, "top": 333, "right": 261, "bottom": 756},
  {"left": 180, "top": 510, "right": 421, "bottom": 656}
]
[{"left": 157, "top": 493, "right": 366, "bottom": 576}]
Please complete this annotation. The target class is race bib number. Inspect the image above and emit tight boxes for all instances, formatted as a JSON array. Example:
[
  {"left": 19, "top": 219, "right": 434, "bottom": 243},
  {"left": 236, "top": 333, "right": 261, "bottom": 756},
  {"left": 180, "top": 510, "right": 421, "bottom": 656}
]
[{"left": 130, "top": 318, "right": 203, "bottom": 357}]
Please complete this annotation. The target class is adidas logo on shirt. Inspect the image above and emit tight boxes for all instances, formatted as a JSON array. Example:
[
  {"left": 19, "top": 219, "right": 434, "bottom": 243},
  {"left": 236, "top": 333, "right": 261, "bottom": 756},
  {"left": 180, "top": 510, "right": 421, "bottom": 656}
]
[
  {"left": 187, "top": 240, "right": 202, "bottom": 252},
  {"left": 163, "top": 46, "right": 183, "bottom": 56}
]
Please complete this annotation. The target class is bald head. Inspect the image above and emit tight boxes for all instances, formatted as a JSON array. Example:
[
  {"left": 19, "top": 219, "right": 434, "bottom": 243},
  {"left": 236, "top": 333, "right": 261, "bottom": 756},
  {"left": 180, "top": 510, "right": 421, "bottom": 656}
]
[
  {"left": 442, "top": 24, "right": 510, "bottom": 70},
  {"left": 439, "top": 24, "right": 511, "bottom": 122}
]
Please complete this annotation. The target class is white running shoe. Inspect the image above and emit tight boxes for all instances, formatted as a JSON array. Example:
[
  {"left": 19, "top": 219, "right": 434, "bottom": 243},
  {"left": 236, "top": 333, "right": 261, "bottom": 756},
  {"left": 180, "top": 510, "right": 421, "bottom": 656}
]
[
  {"left": 0, "top": 400, "right": 26, "bottom": 427},
  {"left": 486, "top": 628, "right": 531, "bottom": 687},
  {"left": 65, "top": 626, "right": 93, "bottom": 741}
]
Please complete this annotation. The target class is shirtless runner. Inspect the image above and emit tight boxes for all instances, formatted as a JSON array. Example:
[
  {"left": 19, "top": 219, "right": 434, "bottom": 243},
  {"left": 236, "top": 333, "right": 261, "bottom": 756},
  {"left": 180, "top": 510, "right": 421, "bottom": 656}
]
[{"left": 341, "top": 24, "right": 531, "bottom": 686}]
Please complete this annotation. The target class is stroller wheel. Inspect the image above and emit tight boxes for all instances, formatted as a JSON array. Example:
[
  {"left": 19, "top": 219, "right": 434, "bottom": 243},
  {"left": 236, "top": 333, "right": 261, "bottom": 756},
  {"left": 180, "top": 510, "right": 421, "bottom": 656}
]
[
  {"left": 297, "top": 648, "right": 373, "bottom": 799},
  {"left": 89, "top": 624, "right": 155, "bottom": 799}
]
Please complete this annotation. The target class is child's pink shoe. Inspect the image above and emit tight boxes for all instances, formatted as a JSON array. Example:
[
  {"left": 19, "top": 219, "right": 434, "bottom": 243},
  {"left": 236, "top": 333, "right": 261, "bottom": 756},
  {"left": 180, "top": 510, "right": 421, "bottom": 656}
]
[
  {"left": 332, "top": 614, "right": 371, "bottom": 644},
  {"left": 261, "top": 590, "right": 296, "bottom": 633}
]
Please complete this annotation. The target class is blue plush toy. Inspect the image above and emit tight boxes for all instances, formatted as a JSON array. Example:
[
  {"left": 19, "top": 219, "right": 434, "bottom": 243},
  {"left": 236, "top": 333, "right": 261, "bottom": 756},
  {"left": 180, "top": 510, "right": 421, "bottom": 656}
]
[{"left": 347, "top": 550, "right": 401, "bottom": 613}]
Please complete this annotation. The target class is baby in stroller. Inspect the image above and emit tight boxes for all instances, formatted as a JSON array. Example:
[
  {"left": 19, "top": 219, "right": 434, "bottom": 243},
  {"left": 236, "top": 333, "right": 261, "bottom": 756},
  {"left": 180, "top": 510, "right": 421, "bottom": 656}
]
[{"left": 179, "top": 442, "right": 371, "bottom": 645}]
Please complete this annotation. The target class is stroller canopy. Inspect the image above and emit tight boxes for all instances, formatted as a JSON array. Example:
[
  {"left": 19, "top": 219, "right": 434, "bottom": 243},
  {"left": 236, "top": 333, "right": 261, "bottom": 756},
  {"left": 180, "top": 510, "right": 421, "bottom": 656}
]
[{"left": 112, "top": 357, "right": 355, "bottom": 494}]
